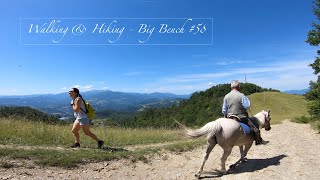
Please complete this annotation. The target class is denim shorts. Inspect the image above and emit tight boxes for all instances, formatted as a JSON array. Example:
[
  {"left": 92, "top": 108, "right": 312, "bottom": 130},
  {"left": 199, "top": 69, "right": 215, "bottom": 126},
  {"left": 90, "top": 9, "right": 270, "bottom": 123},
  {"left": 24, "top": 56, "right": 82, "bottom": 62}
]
[{"left": 75, "top": 118, "right": 90, "bottom": 126}]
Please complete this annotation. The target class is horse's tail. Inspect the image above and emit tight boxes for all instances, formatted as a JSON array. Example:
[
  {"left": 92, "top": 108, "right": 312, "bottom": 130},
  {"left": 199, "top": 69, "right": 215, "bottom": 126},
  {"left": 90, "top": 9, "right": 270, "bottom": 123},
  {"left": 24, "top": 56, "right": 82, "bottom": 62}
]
[{"left": 176, "top": 119, "right": 222, "bottom": 140}]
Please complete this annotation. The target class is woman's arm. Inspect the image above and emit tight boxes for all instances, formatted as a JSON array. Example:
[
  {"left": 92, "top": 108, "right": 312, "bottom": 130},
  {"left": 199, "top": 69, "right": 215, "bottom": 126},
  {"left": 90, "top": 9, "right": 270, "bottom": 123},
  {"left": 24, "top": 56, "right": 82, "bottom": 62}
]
[{"left": 72, "top": 97, "right": 81, "bottom": 112}]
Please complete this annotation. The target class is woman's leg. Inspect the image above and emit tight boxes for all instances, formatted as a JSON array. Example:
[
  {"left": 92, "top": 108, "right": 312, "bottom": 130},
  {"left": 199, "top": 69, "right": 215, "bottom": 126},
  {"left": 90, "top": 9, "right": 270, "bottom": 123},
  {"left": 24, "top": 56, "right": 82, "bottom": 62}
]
[
  {"left": 81, "top": 124, "right": 99, "bottom": 141},
  {"left": 71, "top": 120, "right": 81, "bottom": 143}
]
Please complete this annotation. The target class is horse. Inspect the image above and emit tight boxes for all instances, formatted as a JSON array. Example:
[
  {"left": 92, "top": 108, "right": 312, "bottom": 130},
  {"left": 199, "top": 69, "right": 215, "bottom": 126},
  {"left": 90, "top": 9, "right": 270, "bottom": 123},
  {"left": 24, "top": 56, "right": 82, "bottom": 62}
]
[{"left": 181, "top": 110, "right": 271, "bottom": 177}]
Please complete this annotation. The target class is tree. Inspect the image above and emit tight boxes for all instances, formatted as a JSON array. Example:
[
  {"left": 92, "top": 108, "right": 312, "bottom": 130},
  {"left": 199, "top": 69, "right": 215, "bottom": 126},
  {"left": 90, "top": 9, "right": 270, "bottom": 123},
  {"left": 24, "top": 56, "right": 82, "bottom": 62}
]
[
  {"left": 306, "top": 0, "right": 320, "bottom": 120},
  {"left": 121, "top": 83, "right": 273, "bottom": 128}
]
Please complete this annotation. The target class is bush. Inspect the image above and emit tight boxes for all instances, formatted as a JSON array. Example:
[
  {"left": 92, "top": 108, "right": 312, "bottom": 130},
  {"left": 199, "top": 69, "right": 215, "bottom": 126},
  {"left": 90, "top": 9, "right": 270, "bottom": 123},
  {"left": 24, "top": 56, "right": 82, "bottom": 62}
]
[
  {"left": 311, "top": 120, "right": 320, "bottom": 133},
  {"left": 292, "top": 116, "right": 311, "bottom": 124}
]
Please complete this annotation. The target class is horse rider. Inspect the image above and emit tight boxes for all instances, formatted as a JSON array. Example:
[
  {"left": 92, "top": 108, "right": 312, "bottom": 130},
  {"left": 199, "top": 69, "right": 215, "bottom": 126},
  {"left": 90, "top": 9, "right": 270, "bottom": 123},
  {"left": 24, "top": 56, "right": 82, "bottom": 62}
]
[{"left": 222, "top": 80, "right": 265, "bottom": 145}]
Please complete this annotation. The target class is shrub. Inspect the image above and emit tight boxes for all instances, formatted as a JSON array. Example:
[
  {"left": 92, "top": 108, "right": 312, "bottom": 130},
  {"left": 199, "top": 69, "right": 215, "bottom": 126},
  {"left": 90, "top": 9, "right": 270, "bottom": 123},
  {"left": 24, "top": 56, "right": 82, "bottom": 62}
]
[
  {"left": 311, "top": 120, "right": 320, "bottom": 133},
  {"left": 293, "top": 116, "right": 311, "bottom": 124}
]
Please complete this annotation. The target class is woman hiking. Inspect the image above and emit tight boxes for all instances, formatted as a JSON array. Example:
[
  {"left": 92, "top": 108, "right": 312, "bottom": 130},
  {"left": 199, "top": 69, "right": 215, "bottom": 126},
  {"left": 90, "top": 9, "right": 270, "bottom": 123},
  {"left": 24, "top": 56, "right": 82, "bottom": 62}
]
[{"left": 68, "top": 87, "right": 104, "bottom": 148}]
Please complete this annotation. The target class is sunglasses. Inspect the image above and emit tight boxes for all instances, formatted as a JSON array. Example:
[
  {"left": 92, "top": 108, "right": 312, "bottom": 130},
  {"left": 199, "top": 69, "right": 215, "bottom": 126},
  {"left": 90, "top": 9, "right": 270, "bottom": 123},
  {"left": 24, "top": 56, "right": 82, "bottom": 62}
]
[{"left": 69, "top": 91, "right": 74, "bottom": 93}]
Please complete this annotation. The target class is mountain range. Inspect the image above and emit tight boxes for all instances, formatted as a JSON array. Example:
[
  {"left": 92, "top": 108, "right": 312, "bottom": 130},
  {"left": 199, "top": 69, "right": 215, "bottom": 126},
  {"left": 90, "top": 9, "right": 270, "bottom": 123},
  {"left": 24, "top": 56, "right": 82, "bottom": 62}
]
[
  {"left": 0, "top": 87, "right": 308, "bottom": 118},
  {"left": 0, "top": 90, "right": 190, "bottom": 117},
  {"left": 283, "top": 89, "right": 309, "bottom": 95}
]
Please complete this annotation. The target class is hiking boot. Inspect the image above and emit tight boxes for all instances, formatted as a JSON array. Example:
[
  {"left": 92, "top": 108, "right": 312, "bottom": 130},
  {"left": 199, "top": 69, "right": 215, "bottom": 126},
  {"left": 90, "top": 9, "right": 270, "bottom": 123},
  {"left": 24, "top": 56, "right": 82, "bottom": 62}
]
[
  {"left": 70, "top": 143, "right": 80, "bottom": 148},
  {"left": 97, "top": 140, "right": 104, "bottom": 149}
]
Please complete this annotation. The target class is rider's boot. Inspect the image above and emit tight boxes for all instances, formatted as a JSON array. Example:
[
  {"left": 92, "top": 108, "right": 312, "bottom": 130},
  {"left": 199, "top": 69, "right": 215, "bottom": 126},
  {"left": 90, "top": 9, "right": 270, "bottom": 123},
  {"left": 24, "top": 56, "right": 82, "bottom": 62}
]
[
  {"left": 253, "top": 128, "right": 262, "bottom": 145},
  {"left": 253, "top": 128, "right": 267, "bottom": 145},
  {"left": 247, "top": 118, "right": 265, "bottom": 145}
]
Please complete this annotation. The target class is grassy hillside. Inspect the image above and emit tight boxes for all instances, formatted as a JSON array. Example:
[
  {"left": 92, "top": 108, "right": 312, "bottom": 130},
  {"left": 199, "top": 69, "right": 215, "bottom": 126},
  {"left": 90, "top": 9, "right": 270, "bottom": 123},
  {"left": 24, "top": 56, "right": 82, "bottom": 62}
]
[
  {"left": 0, "top": 118, "right": 204, "bottom": 167},
  {"left": 249, "top": 92, "right": 308, "bottom": 124},
  {"left": 0, "top": 91, "right": 310, "bottom": 167},
  {"left": 123, "top": 83, "right": 277, "bottom": 128}
]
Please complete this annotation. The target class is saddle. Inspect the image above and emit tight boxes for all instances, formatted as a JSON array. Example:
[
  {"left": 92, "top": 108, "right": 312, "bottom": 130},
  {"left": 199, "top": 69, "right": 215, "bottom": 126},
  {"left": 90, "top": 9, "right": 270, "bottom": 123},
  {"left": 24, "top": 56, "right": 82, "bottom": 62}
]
[
  {"left": 227, "top": 115, "right": 263, "bottom": 145},
  {"left": 227, "top": 115, "right": 242, "bottom": 122},
  {"left": 227, "top": 115, "right": 258, "bottom": 135}
]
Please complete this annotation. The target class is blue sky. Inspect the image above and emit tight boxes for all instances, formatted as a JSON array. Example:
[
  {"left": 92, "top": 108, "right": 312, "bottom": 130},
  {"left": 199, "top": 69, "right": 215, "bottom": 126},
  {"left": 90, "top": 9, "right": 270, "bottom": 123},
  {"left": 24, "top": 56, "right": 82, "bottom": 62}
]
[{"left": 0, "top": 0, "right": 318, "bottom": 95}]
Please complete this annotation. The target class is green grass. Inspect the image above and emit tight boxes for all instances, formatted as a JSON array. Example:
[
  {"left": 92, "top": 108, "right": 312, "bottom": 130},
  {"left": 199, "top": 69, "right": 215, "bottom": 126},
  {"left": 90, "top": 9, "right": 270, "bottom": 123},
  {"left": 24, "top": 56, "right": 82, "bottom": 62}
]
[
  {"left": 0, "top": 146, "right": 129, "bottom": 168},
  {"left": 249, "top": 92, "right": 308, "bottom": 124},
  {"left": 0, "top": 118, "right": 203, "bottom": 168},
  {"left": 164, "top": 139, "right": 206, "bottom": 152},
  {"left": 0, "top": 92, "right": 311, "bottom": 167},
  {"left": 311, "top": 120, "right": 320, "bottom": 132},
  {"left": 0, "top": 118, "right": 183, "bottom": 148},
  {"left": 292, "top": 115, "right": 311, "bottom": 124}
]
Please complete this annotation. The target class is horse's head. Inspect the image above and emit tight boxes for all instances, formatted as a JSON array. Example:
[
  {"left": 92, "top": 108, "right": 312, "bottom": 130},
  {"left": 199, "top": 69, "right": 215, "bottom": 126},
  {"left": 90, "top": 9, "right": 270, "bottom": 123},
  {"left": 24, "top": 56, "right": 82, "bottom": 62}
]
[
  {"left": 262, "top": 110, "right": 271, "bottom": 131},
  {"left": 255, "top": 110, "right": 271, "bottom": 131}
]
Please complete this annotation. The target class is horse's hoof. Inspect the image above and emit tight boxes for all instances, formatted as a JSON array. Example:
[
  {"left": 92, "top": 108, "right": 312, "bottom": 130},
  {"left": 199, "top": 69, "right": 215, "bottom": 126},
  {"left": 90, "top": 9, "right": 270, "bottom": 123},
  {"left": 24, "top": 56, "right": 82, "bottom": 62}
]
[
  {"left": 229, "top": 164, "right": 236, "bottom": 169},
  {"left": 195, "top": 173, "right": 201, "bottom": 178}
]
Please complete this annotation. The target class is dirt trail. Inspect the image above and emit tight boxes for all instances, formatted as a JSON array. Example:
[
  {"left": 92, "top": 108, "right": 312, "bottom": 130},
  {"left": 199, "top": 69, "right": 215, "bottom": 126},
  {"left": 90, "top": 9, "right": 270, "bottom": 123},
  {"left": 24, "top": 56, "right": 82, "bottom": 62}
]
[{"left": 1, "top": 120, "right": 320, "bottom": 180}]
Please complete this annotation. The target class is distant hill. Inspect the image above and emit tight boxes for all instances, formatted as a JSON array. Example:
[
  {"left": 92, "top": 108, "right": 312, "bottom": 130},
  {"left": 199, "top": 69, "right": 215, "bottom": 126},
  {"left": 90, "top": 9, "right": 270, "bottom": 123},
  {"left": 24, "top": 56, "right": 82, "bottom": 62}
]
[
  {"left": 249, "top": 92, "right": 308, "bottom": 124},
  {"left": 122, "top": 83, "right": 280, "bottom": 128},
  {"left": 283, "top": 89, "right": 309, "bottom": 95},
  {"left": 121, "top": 84, "right": 309, "bottom": 128},
  {"left": 0, "top": 106, "right": 61, "bottom": 124},
  {"left": 0, "top": 90, "right": 190, "bottom": 117}
]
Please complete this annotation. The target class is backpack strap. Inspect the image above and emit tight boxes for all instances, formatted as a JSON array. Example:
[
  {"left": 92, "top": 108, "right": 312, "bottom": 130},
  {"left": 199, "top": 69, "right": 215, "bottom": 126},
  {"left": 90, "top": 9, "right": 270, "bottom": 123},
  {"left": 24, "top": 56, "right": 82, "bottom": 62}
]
[{"left": 78, "top": 97, "right": 88, "bottom": 114}]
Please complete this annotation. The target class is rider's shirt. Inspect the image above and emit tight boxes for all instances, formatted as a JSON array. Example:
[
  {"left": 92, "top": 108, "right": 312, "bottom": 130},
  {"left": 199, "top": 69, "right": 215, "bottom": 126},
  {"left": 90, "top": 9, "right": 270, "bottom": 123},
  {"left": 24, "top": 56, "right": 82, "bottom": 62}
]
[{"left": 222, "top": 89, "right": 250, "bottom": 119}]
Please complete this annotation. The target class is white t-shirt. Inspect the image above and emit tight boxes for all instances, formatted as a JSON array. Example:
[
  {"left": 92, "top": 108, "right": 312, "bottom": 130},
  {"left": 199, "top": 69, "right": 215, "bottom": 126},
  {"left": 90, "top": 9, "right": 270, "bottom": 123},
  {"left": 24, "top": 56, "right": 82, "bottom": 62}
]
[{"left": 72, "top": 97, "right": 87, "bottom": 120}]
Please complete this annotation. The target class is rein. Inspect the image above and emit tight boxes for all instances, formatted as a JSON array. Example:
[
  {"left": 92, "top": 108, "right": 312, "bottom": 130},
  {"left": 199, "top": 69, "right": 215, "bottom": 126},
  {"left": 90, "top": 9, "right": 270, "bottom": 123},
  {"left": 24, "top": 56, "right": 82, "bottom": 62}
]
[
  {"left": 261, "top": 111, "right": 271, "bottom": 130},
  {"left": 252, "top": 112, "right": 269, "bottom": 129},
  {"left": 227, "top": 111, "right": 271, "bottom": 130}
]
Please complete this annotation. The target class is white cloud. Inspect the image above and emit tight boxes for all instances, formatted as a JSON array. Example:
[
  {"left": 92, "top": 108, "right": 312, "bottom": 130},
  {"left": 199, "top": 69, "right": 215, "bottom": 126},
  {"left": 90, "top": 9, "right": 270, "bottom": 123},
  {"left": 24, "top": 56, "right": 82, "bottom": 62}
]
[
  {"left": 248, "top": 69, "right": 316, "bottom": 91},
  {"left": 71, "top": 85, "right": 94, "bottom": 91},
  {"left": 124, "top": 71, "right": 143, "bottom": 76},
  {"left": 101, "top": 86, "right": 109, "bottom": 90},
  {"left": 216, "top": 60, "right": 256, "bottom": 66},
  {"left": 157, "top": 59, "right": 316, "bottom": 93},
  {"left": 167, "top": 60, "right": 313, "bottom": 83},
  {"left": 166, "top": 72, "right": 232, "bottom": 83},
  {"left": 192, "top": 54, "right": 209, "bottom": 59},
  {"left": 190, "top": 57, "right": 255, "bottom": 68},
  {"left": 148, "top": 82, "right": 216, "bottom": 95},
  {"left": 236, "top": 60, "right": 312, "bottom": 74},
  {"left": 83, "top": 85, "right": 93, "bottom": 90}
]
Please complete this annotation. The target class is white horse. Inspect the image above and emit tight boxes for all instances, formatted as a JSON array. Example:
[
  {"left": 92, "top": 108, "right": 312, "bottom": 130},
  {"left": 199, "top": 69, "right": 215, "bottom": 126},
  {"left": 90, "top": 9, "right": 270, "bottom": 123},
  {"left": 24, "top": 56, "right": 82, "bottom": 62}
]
[{"left": 182, "top": 110, "right": 271, "bottom": 177}]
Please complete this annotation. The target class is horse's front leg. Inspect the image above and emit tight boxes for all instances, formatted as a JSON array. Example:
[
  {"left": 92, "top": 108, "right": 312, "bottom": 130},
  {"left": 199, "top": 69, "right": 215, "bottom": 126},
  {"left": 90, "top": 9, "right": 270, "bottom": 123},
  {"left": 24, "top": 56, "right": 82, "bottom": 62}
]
[
  {"left": 230, "top": 143, "right": 253, "bottom": 169},
  {"left": 230, "top": 146, "right": 246, "bottom": 169},
  {"left": 221, "top": 148, "right": 232, "bottom": 174},
  {"left": 239, "top": 145, "right": 244, "bottom": 160},
  {"left": 195, "top": 138, "right": 216, "bottom": 177},
  {"left": 241, "top": 143, "right": 253, "bottom": 160}
]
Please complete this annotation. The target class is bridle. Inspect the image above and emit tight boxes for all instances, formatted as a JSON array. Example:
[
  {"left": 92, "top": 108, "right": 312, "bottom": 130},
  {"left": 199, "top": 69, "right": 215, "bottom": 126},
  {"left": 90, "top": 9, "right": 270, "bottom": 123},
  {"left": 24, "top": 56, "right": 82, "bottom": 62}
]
[{"left": 262, "top": 111, "right": 271, "bottom": 131}]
